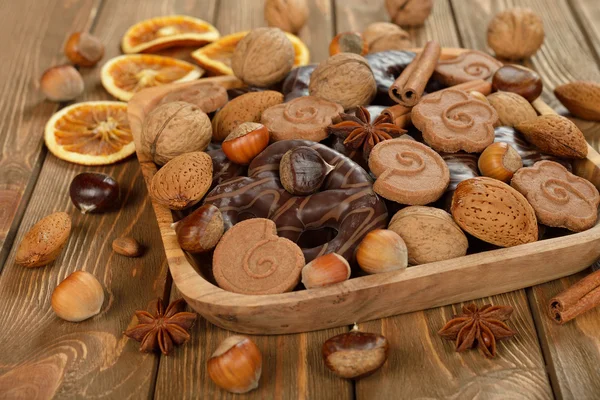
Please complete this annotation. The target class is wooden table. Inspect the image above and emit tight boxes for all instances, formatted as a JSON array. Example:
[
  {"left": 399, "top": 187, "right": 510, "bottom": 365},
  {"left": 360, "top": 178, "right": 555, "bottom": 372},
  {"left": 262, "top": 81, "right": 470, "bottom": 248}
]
[{"left": 1, "top": 0, "right": 600, "bottom": 398}]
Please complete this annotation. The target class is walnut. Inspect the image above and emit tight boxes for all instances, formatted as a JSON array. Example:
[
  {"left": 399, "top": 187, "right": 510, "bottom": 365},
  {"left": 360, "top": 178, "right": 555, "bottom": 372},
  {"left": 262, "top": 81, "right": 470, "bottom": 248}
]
[
  {"left": 385, "top": 0, "right": 433, "bottom": 27},
  {"left": 487, "top": 8, "right": 544, "bottom": 60},
  {"left": 264, "top": 0, "right": 309, "bottom": 34},
  {"left": 231, "top": 28, "right": 295, "bottom": 87},
  {"left": 363, "top": 22, "right": 410, "bottom": 53},
  {"left": 141, "top": 101, "right": 212, "bottom": 166},
  {"left": 308, "top": 53, "right": 376, "bottom": 110}
]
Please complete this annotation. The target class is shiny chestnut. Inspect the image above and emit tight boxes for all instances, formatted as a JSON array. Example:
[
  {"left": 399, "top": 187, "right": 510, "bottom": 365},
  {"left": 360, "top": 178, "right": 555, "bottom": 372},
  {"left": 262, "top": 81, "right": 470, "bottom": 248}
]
[
  {"left": 69, "top": 172, "right": 119, "bottom": 213},
  {"left": 279, "top": 146, "right": 334, "bottom": 196},
  {"left": 222, "top": 122, "right": 270, "bottom": 165},
  {"left": 492, "top": 65, "right": 542, "bottom": 102},
  {"left": 322, "top": 324, "right": 389, "bottom": 379}
]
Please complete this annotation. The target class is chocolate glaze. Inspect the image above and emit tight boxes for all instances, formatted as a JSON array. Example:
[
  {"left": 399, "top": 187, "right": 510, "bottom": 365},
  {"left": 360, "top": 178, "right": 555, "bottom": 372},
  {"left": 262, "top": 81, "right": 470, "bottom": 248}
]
[
  {"left": 204, "top": 140, "right": 388, "bottom": 263},
  {"left": 281, "top": 65, "right": 316, "bottom": 101},
  {"left": 206, "top": 149, "right": 247, "bottom": 190}
]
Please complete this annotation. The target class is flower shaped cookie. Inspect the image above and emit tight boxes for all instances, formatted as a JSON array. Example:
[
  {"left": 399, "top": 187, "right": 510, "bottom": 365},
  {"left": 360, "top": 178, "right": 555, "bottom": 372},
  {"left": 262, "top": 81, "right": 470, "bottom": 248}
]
[
  {"left": 511, "top": 160, "right": 600, "bottom": 232},
  {"left": 412, "top": 89, "right": 498, "bottom": 153}
]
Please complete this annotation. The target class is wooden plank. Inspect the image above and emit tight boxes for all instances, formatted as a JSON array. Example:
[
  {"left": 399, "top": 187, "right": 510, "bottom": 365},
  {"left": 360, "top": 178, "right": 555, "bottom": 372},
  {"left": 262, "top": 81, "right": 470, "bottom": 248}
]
[
  {"left": 335, "top": 1, "right": 552, "bottom": 398},
  {"left": 0, "top": 0, "right": 217, "bottom": 398},
  {"left": 0, "top": 0, "right": 101, "bottom": 270},
  {"left": 154, "top": 1, "right": 352, "bottom": 399},
  {"left": 568, "top": 0, "right": 600, "bottom": 62},
  {"left": 452, "top": 1, "right": 600, "bottom": 398}
]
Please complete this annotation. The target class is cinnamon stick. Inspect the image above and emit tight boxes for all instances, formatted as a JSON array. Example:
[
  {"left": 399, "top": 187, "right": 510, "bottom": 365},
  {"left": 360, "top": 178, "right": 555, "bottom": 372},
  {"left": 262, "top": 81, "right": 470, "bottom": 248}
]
[
  {"left": 389, "top": 40, "right": 441, "bottom": 107},
  {"left": 381, "top": 104, "right": 412, "bottom": 128},
  {"left": 549, "top": 269, "right": 600, "bottom": 324}
]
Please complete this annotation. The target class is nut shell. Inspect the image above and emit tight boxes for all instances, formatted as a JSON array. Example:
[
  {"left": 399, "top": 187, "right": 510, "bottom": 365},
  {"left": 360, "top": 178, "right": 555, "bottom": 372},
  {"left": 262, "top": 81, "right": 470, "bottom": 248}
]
[
  {"left": 451, "top": 177, "right": 538, "bottom": 247},
  {"left": 69, "top": 172, "right": 120, "bottom": 213},
  {"left": 355, "top": 229, "right": 408, "bottom": 274},
  {"left": 309, "top": 53, "right": 376, "bottom": 110},
  {"left": 51, "top": 271, "right": 104, "bottom": 322},
  {"left": 363, "top": 22, "right": 410, "bottom": 53},
  {"left": 492, "top": 65, "right": 543, "bottom": 102},
  {"left": 149, "top": 152, "right": 213, "bottom": 210},
  {"left": 385, "top": 0, "right": 433, "bottom": 27},
  {"left": 264, "top": 0, "right": 309, "bottom": 34},
  {"left": 112, "top": 237, "right": 143, "bottom": 257},
  {"left": 554, "top": 81, "right": 600, "bottom": 121},
  {"left": 478, "top": 142, "right": 523, "bottom": 182},
  {"left": 222, "top": 122, "right": 270, "bottom": 165},
  {"left": 16, "top": 212, "right": 71, "bottom": 268},
  {"left": 486, "top": 91, "right": 537, "bottom": 128},
  {"left": 208, "top": 335, "right": 262, "bottom": 394},
  {"left": 158, "top": 82, "right": 228, "bottom": 114},
  {"left": 301, "top": 253, "right": 350, "bottom": 289},
  {"left": 64, "top": 32, "right": 105, "bottom": 67},
  {"left": 487, "top": 8, "right": 544, "bottom": 60},
  {"left": 329, "top": 32, "right": 368, "bottom": 56},
  {"left": 40, "top": 65, "right": 84, "bottom": 102},
  {"left": 279, "top": 146, "right": 333, "bottom": 195},
  {"left": 141, "top": 101, "right": 212, "bottom": 166},
  {"left": 516, "top": 114, "right": 588, "bottom": 159},
  {"left": 173, "top": 204, "right": 224, "bottom": 253},
  {"left": 231, "top": 28, "right": 295, "bottom": 87}
]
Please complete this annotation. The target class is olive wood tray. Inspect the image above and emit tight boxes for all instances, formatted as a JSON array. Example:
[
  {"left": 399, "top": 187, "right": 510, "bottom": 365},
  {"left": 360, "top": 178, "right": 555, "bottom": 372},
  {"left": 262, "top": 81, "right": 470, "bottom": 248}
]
[{"left": 128, "top": 48, "right": 600, "bottom": 334}]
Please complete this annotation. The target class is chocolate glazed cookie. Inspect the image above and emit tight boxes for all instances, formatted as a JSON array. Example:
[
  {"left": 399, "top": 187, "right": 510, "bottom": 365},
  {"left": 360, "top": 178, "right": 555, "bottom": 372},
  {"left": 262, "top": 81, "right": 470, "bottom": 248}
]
[{"left": 204, "top": 140, "right": 388, "bottom": 263}]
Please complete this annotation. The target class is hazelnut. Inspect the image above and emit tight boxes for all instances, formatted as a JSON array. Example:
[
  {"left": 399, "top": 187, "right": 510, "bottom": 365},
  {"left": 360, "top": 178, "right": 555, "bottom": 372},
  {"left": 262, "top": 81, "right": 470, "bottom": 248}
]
[
  {"left": 64, "top": 32, "right": 105, "bottom": 67},
  {"left": 172, "top": 204, "right": 224, "bottom": 253},
  {"left": 309, "top": 53, "right": 376, "bottom": 110},
  {"left": 478, "top": 142, "right": 523, "bottom": 183},
  {"left": 322, "top": 324, "right": 389, "bottom": 379},
  {"left": 301, "top": 253, "right": 351, "bottom": 289},
  {"left": 208, "top": 335, "right": 262, "bottom": 394},
  {"left": 329, "top": 32, "right": 368, "bottom": 56},
  {"left": 385, "top": 0, "right": 433, "bottom": 27},
  {"left": 487, "top": 8, "right": 544, "bottom": 60},
  {"left": 141, "top": 101, "right": 212, "bottom": 166},
  {"left": 149, "top": 152, "right": 213, "bottom": 210},
  {"left": 363, "top": 22, "right": 410, "bottom": 53},
  {"left": 279, "top": 146, "right": 334, "bottom": 195},
  {"left": 355, "top": 229, "right": 408, "bottom": 274},
  {"left": 112, "top": 237, "right": 143, "bottom": 257},
  {"left": 264, "top": 0, "right": 309, "bottom": 34},
  {"left": 231, "top": 28, "right": 294, "bottom": 87},
  {"left": 51, "top": 271, "right": 104, "bottom": 322},
  {"left": 40, "top": 65, "right": 84, "bottom": 102},
  {"left": 16, "top": 212, "right": 71, "bottom": 268},
  {"left": 492, "top": 65, "right": 543, "bottom": 102},
  {"left": 69, "top": 172, "right": 119, "bottom": 214},
  {"left": 221, "top": 122, "right": 270, "bottom": 165}
]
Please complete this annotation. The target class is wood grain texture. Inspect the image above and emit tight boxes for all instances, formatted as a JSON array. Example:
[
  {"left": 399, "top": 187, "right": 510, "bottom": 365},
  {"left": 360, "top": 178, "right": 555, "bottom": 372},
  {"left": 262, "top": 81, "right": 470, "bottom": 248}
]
[
  {"left": 0, "top": 0, "right": 101, "bottom": 271},
  {"left": 452, "top": 1, "right": 600, "bottom": 398},
  {"left": 337, "top": 1, "right": 552, "bottom": 399},
  {"left": 568, "top": 0, "right": 600, "bottom": 62},
  {"left": 0, "top": 0, "right": 219, "bottom": 398},
  {"left": 154, "top": 1, "right": 351, "bottom": 398}
]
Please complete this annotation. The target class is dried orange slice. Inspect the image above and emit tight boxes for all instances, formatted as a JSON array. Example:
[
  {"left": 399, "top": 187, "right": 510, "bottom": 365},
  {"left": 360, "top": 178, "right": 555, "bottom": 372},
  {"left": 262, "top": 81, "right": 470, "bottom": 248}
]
[
  {"left": 45, "top": 101, "right": 134, "bottom": 165},
  {"left": 191, "top": 31, "right": 310, "bottom": 76},
  {"left": 101, "top": 54, "right": 202, "bottom": 101},
  {"left": 121, "top": 15, "right": 220, "bottom": 54}
]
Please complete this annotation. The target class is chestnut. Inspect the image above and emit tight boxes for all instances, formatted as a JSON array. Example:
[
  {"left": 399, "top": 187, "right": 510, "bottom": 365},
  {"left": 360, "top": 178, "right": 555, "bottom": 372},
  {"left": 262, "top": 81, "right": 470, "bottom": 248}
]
[
  {"left": 208, "top": 335, "right": 262, "bottom": 393},
  {"left": 492, "top": 65, "right": 543, "bottom": 102},
  {"left": 279, "top": 146, "right": 334, "bottom": 196},
  {"left": 322, "top": 324, "right": 389, "bottom": 379},
  {"left": 172, "top": 204, "right": 224, "bottom": 253},
  {"left": 69, "top": 172, "right": 119, "bottom": 214}
]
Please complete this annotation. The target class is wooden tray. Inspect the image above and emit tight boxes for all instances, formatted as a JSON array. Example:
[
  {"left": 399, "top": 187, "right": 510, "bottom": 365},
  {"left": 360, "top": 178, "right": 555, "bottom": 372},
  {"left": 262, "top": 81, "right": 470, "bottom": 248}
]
[{"left": 128, "top": 49, "right": 600, "bottom": 335}]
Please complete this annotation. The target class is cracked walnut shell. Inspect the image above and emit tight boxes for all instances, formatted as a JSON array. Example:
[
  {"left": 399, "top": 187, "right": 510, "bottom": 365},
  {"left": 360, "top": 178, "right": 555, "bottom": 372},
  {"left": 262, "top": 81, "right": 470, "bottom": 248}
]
[
  {"left": 487, "top": 8, "right": 544, "bottom": 60},
  {"left": 232, "top": 27, "right": 295, "bottom": 87}
]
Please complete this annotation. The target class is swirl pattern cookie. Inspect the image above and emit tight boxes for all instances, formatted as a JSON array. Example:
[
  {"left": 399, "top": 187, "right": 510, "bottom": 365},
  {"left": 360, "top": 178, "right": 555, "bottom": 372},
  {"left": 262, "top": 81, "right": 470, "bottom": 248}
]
[
  {"left": 511, "top": 161, "right": 600, "bottom": 232},
  {"left": 261, "top": 96, "right": 343, "bottom": 142},
  {"left": 368, "top": 138, "right": 450, "bottom": 205},
  {"left": 412, "top": 89, "right": 498, "bottom": 153},
  {"left": 213, "top": 218, "right": 305, "bottom": 295},
  {"left": 434, "top": 50, "right": 503, "bottom": 86},
  {"left": 204, "top": 140, "right": 388, "bottom": 262}
]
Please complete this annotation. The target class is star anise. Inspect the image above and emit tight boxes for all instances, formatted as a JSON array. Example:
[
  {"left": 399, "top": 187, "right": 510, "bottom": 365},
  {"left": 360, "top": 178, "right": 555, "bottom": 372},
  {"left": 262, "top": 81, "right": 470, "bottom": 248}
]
[
  {"left": 327, "top": 106, "right": 405, "bottom": 159},
  {"left": 438, "top": 303, "right": 516, "bottom": 358},
  {"left": 124, "top": 298, "right": 197, "bottom": 356}
]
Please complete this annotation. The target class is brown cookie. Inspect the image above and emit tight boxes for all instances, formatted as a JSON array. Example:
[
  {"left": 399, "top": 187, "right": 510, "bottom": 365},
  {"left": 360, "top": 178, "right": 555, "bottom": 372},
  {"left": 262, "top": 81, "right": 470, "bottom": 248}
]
[
  {"left": 434, "top": 50, "right": 503, "bottom": 86},
  {"left": 261, "top": 96, "right": 343, "bottom": 142},
  {"left": 368, "top": 138, "right": 450, "bottom": 205},
  {"left": 516, "top": 114, "right": 588, "bottom": 159},
  {"left": 412, "top": 89, "right": 498, "bottom": 153},
  {"left": 451, "top": 177, "right": 538, "bottom": 247},
  {"left": 511, "top": 160, "right": 600, "bottom": 232},
  {"left": 159, "top": 81, "right": 228, "bottom": 114},
  {"left": 213, "top": 218, "right": 305, "bottom": 295},
  {"left": 388, "top": 206, "right": 468, "bottom": 265}
]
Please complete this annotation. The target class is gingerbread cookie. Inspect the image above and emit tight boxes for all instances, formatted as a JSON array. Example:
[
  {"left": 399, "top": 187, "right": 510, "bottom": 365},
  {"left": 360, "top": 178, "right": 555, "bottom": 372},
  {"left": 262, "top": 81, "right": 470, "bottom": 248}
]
[
  {"left": 434, "top": 50, "right": 503, "bottom": 86},
  {"left": 368, "top": 138, "right": 450, "bottom": 205},
  {"left": 511, "top": 160, "right": 600, "bottom": 232},
  {"left": 412, "top": 89, "right": 498, "bottom": 153},
  {"left": 213, "top": 218, "right": 305, "bottom": 295},
  {"left": 261, "top": 96, "right": 343, "bottom": 142}
]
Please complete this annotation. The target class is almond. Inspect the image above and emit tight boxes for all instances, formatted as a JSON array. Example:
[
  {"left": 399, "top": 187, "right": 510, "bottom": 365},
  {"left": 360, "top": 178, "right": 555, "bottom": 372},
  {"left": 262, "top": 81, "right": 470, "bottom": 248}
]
[
  {"left": 16, "top": 212, "right": 72, "bottom": 267},
  {"left": 554, "top": 81, "right": 600, "bottom": 121},
  {"left": 516, "top": 114, "right": 588, "bottom": 159},
  {"left": 487, "top": 92, "right": 537, "bottom": 128},
  {"left": 149, "top": 152, "right": 213, "bottom": 210},
  {"left": 451, "top": 177, "right": 538, "bottom": 247},
  {"left": 212, "top": 90, "right": 283, "bottom": 141}
]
